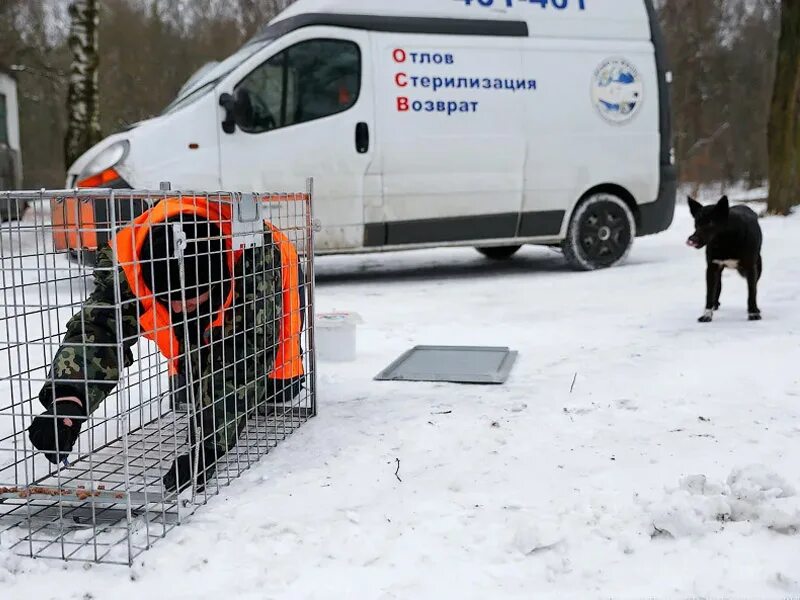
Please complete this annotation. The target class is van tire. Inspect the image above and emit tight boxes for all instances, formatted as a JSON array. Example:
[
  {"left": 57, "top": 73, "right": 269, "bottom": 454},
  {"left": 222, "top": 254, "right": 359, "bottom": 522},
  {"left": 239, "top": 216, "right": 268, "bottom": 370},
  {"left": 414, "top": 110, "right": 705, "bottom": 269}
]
[
  {"left": 562, "top": 193, "right": 635, "bottom": 271},
  {"left": 476, "top": 245, "right": 521, "bottom": 260}
]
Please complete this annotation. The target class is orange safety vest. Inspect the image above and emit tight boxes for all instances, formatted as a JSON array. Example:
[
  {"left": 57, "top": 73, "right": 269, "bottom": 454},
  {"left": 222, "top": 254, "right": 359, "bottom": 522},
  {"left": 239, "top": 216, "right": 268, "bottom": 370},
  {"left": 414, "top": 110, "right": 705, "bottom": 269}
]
[{"left": 112, "top": 196, "right": 304, "bottom": 381}]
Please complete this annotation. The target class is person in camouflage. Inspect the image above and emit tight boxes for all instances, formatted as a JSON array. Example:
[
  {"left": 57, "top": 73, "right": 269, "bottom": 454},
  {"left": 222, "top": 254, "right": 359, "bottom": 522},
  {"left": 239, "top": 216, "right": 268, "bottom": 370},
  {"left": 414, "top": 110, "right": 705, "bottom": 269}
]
[{"left": 28, "top": 201, "right": 303, "bottom": 493}]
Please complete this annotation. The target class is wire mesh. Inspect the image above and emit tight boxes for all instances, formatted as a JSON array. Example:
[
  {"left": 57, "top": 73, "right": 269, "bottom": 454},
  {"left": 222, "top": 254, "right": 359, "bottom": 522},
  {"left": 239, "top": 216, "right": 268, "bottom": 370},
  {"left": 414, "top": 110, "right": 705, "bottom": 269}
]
[{"left": 0, "top": 184, "right": 316, "bottom": 565}]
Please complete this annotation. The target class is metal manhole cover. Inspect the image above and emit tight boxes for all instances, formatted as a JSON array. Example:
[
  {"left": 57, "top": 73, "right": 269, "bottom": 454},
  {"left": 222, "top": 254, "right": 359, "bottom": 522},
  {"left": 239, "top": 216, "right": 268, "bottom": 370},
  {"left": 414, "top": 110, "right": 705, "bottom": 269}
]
[{"left": 375, "top": 346, "right": 518, "bottom": 384}]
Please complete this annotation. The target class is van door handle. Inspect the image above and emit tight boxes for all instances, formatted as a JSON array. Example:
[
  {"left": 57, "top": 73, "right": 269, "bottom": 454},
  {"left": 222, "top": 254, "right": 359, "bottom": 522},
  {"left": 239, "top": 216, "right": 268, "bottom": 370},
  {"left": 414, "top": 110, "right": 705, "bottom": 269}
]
[{"left": 355, "top": 122, "right": 369, "bottom": 154}]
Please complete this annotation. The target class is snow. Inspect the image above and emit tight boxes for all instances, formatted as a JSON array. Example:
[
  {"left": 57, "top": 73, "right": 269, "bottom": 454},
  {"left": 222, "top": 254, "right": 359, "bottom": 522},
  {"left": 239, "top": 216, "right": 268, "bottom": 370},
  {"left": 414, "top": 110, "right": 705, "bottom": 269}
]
[
  {"left": 645, "top": 467, "right": 800, "bottom": 539},
  {"left": 679, "top": 181, "right": 768, "bottom": 205},
  {"left": 2, "top": 196, "right": 800, "bottom": 598}
]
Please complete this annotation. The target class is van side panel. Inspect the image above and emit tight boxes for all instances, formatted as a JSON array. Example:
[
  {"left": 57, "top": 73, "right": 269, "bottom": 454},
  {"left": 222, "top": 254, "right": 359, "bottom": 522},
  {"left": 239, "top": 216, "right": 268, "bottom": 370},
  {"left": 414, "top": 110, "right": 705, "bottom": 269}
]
[
  {"left": 369, "top": 32, "right": 527, "bottom": 241},
  {"left": 266, "top": 0, "right": 673, "bottom": 248},
  {"left": 521, "top": 38, "right": 660, "bottom": 237},
  {"left": 523, "top": 0, "right": 651, "bottom": 41},
  {"left": 272, "top": 0, "right": 652, "bottom": 43}
]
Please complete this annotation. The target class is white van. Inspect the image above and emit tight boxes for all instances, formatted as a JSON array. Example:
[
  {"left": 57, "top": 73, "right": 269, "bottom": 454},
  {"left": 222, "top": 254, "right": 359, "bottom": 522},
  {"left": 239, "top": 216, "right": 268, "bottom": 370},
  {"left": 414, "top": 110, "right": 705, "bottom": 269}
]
[{"left": 67, "top": 0, "right": 675, "bottom": 270}]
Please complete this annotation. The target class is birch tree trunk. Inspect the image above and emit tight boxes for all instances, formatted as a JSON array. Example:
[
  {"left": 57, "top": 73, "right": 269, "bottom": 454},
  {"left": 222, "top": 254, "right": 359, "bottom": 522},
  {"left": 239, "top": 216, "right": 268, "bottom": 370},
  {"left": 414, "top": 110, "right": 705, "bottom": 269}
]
[
  {"left": 64, "top": 0, "right": 101, "bottom": 169},
  {"left": 767, "top": 0, "right": 800, "bottom": 215}
]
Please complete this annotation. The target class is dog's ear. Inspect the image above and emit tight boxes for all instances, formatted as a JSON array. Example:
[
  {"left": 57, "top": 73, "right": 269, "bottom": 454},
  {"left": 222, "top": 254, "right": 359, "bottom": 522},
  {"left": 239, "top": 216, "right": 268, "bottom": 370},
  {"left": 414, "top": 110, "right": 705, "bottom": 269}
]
[
  {"left": 713, "top": 195, "right": 730, "bottom": 220},
  {"left": 688, "top": 197, "right": 702, "bottom": 218}
]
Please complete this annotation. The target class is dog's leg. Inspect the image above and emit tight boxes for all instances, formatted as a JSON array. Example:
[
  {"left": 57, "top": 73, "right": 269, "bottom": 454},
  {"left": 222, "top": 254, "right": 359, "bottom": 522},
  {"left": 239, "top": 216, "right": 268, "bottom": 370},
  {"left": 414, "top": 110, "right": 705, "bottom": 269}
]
[
  {"left": 746, "top": 265, "right": 761, "bottom": 321},
  {"left": 713, "top": 266, "right": 722, "bottom": 310},
  {"left": 699, "top": 264, "right": 720, "bottom": 323}
]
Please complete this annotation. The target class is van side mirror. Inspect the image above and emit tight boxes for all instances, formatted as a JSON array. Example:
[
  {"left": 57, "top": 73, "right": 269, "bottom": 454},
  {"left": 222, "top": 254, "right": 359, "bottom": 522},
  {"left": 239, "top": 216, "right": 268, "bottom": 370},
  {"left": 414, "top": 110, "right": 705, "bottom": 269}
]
[
  {"left": 219, "top": 93, "right": 237, "bottom": 134},
  {"left": 220, "top": 89, "right": 258, "bottom": 134}
]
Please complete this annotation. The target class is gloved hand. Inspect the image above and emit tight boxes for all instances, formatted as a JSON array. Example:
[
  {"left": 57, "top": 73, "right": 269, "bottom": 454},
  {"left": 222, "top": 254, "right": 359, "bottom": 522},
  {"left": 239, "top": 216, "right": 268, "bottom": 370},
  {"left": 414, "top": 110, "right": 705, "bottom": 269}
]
[{"left": 28, "top": 399, "right": 87, "bottom": 464}]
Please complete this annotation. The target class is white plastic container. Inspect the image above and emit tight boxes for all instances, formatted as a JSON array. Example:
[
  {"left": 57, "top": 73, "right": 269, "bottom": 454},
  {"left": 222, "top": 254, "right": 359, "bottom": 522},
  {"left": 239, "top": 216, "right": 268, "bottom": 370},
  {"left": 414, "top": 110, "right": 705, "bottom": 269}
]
[{"left": 315, "top": 312, "right": 363, "bottom": 362}]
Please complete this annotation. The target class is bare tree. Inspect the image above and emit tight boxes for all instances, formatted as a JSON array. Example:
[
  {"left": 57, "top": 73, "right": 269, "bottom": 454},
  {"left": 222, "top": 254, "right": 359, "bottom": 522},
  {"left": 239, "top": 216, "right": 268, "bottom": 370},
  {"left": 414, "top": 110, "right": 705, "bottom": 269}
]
[
  {"left": 238, "top": 0, "right": 293, "bottom": 37},
  {"left": 65, "top": 0, "right": 101, "bottom": 169},
  {"left": 767, "top": 0, "right": 800, "bottom": 215}
]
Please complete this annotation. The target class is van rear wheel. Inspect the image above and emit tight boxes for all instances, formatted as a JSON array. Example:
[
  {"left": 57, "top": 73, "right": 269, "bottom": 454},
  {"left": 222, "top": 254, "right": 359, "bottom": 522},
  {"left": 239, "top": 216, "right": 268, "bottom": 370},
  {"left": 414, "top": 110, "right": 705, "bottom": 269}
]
[
  {"left": 476, "top": 245, "right": 521, "bottom": 261},
  {"left": 562, "top": 193, "right": 635, "bottom": 271}
]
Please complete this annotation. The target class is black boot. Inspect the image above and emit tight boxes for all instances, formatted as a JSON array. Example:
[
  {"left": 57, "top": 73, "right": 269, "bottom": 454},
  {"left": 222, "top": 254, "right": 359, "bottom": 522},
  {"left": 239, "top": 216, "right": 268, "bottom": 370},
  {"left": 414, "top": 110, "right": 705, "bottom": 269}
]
[{"left": 163, "top": 445, "right": 219, "bottom": 494}]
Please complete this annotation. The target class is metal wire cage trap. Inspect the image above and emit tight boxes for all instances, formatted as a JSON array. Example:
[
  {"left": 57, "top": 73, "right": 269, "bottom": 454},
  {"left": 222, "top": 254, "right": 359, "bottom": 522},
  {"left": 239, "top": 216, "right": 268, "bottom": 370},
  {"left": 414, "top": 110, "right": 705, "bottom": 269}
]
[{"left": 0, "top": 183, "right": 317, "bottom": 565}]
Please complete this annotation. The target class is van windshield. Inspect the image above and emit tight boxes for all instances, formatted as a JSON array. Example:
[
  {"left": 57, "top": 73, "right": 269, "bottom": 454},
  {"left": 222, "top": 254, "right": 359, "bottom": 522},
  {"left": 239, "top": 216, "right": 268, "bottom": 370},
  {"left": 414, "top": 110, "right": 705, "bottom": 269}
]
[{"left": 161, "top": 39, "right": 273, "bottom": 115}]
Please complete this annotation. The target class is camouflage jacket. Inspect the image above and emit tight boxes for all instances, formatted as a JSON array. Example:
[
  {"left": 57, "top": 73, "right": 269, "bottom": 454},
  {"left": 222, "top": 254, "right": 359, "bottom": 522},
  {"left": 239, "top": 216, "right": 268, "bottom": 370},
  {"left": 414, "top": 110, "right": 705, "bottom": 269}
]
[{"left": 39, "top": 230, "right": 282, "bottom": 416}]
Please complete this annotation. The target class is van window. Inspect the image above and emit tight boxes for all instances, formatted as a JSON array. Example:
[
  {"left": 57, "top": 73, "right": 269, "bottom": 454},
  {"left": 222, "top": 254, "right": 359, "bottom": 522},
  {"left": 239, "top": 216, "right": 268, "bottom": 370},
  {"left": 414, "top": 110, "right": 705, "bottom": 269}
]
[
  {"left": 161, "top": 39, "right": 273, "bottom": 116},
  {"left": 235, "top": 39, "right": 360, "bottom": 134},
  {"left": 0, "top": 94, "right": 7, "bottom": 146}
]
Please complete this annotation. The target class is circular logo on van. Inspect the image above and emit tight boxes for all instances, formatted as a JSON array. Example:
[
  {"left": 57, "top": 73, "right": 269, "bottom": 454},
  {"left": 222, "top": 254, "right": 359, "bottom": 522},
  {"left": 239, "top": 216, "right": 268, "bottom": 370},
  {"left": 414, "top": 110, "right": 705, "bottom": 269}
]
[{"left": 591, "top": 58, "right": 643, "bottom": 125}]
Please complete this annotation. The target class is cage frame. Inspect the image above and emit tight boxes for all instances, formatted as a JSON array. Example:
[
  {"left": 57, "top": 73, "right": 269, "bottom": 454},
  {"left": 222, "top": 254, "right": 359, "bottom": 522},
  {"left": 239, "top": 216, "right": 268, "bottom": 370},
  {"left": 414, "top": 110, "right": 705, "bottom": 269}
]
[{"left": 0, "top": 180, "right": 317, "bottom": 566}]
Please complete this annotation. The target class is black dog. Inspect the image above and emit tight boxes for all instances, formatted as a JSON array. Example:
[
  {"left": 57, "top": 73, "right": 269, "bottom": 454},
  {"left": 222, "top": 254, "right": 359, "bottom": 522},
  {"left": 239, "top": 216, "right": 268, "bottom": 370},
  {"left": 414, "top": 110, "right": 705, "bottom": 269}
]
[{"left": 687, "top": 196, "right": 763, "bottom": 323}]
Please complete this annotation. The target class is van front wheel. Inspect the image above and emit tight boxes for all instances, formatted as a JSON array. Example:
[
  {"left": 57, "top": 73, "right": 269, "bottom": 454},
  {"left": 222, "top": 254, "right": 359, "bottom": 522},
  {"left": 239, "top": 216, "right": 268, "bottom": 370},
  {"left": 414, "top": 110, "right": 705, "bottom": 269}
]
[
  {"left": 476, "top": 245, "right": 522, "bottom": 260},
  {"left": 562, "top": 194, "right": 635, "bottom": 271}
]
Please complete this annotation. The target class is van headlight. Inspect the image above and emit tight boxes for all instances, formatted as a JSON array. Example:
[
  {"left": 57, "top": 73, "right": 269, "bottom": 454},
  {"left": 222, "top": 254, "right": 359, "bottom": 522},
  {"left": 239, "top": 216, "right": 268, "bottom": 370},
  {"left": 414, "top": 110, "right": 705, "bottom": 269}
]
[{"left": 79, "top": 140, "right": 130, "bottom": 181}]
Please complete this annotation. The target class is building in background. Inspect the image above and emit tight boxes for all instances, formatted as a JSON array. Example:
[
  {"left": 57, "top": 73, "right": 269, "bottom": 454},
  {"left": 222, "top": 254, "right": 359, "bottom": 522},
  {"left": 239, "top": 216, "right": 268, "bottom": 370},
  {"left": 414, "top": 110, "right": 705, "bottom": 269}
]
[{"left": 0, "top": 67, "right": 22, "bottom": 190}]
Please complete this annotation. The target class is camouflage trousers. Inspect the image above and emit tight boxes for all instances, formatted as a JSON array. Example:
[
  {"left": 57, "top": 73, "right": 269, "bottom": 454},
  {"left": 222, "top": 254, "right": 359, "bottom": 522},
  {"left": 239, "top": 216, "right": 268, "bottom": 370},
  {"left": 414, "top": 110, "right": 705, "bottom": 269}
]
[{"left": 173, "top": 334, "right": 275, "bottom": 455}]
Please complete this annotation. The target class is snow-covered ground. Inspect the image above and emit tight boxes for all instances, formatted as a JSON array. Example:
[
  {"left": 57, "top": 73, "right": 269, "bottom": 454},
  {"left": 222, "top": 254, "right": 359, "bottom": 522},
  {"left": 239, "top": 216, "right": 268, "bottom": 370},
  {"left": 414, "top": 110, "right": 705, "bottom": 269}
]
[
  {"left": 2, "top": 196, "right": 800, "bottom": 598},
  {"left": 679, "top": 181, "right": 768, "bottom": 205}
]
